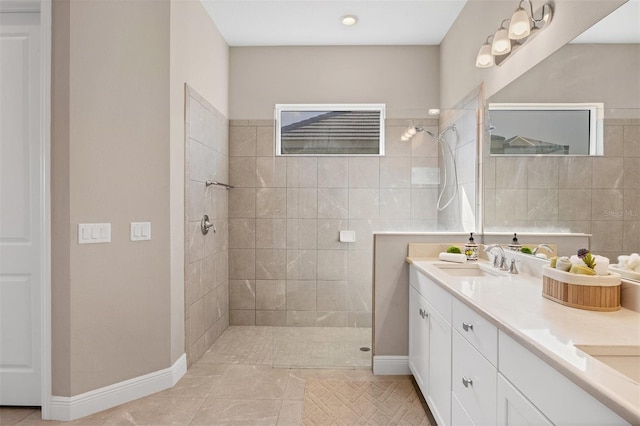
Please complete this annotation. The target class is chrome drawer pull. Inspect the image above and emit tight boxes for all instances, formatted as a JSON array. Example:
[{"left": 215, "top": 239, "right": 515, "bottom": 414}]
[
  {"left": 462, "top": 322, "right": 474, "bottom": 332},
  {"left": 462, "top": 377, "right": 473, "bottom": 388},
  {"left": 419, "top": 308, "right": 429, "bottom": 319}
]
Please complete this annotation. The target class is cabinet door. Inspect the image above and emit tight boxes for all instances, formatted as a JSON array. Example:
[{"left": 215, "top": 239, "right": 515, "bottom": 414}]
[
  {"left": 409, "top": 286, "right": 429, "bottom": 393},
  {"left": 426, "top": 304, "right": 452, "bottom": 426},
  {"left": 497, "top": 374, "right": 552, "bottom": 426}
]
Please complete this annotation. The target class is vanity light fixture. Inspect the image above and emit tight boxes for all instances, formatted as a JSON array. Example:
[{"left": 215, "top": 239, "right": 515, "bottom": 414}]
[
  {"left": 475, "top": 0, "right": 553, "bottom": 69},
  {"left": 341, "top": 15, "right": 358, "bottom": 26}
]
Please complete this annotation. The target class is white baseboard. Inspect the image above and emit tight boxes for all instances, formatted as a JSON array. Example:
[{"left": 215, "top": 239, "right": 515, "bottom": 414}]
[
  {"left": 373, "top": 355, "right": 411, "bottom": 375},
  {"left": 48, "top": 353, "right": 187, "bottom": 421}
]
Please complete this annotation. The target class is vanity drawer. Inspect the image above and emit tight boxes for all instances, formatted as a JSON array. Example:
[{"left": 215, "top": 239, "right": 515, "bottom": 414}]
[
  {"left": 452, "top": 330, "right": 497, "bottom": 425},
  {"left": 453, "top": 297, "right": 498, "bottom": 366}
]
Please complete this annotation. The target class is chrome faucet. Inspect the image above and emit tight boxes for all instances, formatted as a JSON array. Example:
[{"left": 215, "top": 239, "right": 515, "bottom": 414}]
[
  {"left": 532, "top": 244, "right": 553, "bottom": 256},
  {"left": 509, "top": 258, "right": 519, "bottom": 274},
  {"left": 484, "top": 244, "right": 508, "bottom": 271}
]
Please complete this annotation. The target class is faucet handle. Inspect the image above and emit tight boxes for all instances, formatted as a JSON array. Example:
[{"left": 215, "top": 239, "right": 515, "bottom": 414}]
[{"left": 509, "top": 258, "right": 519, "bottom": 274}]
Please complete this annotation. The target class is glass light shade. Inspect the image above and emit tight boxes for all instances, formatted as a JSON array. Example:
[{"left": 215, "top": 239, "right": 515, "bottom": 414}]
[
  {"left": 509, "top": 8, "right": 531, "bottom": 39},
  {"left": 491, "top": 28, "right": 511, "bottom": 55},
  {"left": 475, "top": 43, "right": 494, "bottom": 68}
]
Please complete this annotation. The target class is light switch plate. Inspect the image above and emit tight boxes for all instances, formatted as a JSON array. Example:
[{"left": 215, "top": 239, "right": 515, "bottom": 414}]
[
  {"left": 130, "top": 222, "right": 151, "bottom": 241},
  {"left": 78, "top": 223, "right": 111, "bottom": 244}
]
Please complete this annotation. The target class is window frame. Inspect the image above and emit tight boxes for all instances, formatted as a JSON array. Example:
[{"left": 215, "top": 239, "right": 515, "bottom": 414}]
[
  {"left": 274, "top": 103, "right": 386, "bottom": 156},
  {"left": 487, "top": 102, "right": 604, "bottom": 156}
]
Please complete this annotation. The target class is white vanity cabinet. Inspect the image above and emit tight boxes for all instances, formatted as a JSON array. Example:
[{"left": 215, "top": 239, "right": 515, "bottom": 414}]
[
  {"left": 497, "top": 374, "right": 552, "bottom": 426},
  {"left": 409, "top": 265, "right": 452, "bottom": 426}
]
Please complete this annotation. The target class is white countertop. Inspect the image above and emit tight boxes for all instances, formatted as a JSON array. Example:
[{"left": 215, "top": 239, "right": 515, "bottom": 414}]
[{"left": 408, "top": 258, "right": 640, "bottom": 425}]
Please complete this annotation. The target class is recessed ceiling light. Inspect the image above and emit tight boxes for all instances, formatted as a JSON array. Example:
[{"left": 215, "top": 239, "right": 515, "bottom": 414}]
[
  {"left": 341, "top": 15, "right": 358, "bottom": 26},
  {"left": 428, "top": 109, "right": 440, "bottom": 115}
]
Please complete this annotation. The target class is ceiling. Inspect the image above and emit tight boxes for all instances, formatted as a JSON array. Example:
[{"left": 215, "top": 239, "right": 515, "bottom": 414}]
[{"left": 201, "top": 0, "right": 640, "bottom": 47}]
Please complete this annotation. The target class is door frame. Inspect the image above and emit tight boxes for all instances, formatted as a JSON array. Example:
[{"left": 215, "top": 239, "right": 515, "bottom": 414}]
[{"left": 40, "top": 0, "right": 52, "bottom": 418}]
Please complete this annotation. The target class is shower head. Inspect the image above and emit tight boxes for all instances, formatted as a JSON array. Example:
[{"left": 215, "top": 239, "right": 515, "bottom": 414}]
[{"left": 401, "top": 124, "right": 456, "bottom": 142}]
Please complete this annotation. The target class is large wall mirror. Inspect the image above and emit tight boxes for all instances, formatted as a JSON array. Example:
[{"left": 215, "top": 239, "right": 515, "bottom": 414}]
[{"left": 482, "top": 2, "right": 640, "bottom": 260}]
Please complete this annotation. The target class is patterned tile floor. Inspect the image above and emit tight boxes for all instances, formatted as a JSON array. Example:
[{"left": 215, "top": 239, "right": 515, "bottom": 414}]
[{"left": 1, "top": 326, "right": 429, "bottom": 425}]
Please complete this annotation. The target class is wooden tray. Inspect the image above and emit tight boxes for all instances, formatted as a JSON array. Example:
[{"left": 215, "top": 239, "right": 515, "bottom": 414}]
[{"left": 542, "top": 265, "right": 621, "bottom": 312}]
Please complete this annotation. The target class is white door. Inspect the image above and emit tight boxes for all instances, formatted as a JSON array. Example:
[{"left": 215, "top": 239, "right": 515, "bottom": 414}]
[{"left": 0, "top": 11, "right": 42, "bottom": 405}]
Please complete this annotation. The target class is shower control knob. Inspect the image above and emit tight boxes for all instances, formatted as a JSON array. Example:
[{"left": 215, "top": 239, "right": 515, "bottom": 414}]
[{"left": 201, "top": 214, "right": 216, "bottom": 235}]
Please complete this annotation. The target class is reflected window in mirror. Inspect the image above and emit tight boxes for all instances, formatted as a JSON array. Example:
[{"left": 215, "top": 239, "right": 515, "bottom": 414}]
[{"left": 488, "top": 103, "right": 604, "bottom": 156}]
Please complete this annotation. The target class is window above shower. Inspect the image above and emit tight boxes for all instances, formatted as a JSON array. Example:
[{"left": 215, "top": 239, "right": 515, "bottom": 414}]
[
  {"left": 487, "top": 103, "right": 604, "bottom": 156},
  {"left": 275, "top": 104, "right": 385, "bottom": 156}
]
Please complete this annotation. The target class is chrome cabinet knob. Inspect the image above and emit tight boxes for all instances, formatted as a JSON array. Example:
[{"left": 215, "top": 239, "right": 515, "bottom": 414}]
[
  {"left": 462, "top": 322, "right": 474, "bottom": 332},
  {"left": 462, "top": 376, "right": 473, "bottom": 388}
]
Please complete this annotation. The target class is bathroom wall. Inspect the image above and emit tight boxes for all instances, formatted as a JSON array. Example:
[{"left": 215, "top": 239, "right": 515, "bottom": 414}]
[
  {"left": 227, "top": 46, "right": 442, "bottom": 327},
  {"left": 170, "top": 0, "right": 229, "bottom": 363},
  {"left": 484, "top": 44, "right": 640, "bottom": 260},
  {"left": 51, "top": 0, "right": 171, "bottom": 396},
  {"left": 228, "top": 117, "right": 443, "bottom": 326},
  {"left": 184, "top": 88, "right": 229, "bottom": 365}
]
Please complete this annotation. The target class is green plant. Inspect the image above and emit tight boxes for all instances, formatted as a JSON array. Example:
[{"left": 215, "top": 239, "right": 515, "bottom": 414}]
[
  {"left": 521, "top": 246, "right": 532, "bottom": 254},
  {"left": 447, "top": 246, "right": 461, "bottom": 254}
]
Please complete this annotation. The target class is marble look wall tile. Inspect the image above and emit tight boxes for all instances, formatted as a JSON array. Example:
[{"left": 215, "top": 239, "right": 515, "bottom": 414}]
[
  {"left": 348, "top": 311, "right": 372, "bottom": 327},
  {"left": 592, "top": 157, "right": 623, "bottom": 189},
  {"left": 346, "top": 220, "right": 376, "bottom": 251},
  {"left": 347, "top": 250, "right": 373, "bottom": 282},
  {"left": 410, "top": 189, "right": 438, "bottom": 220},
  {"left": 204, "top": 219, "right": 227, "bottom": 256},
  {"left": 558, "top": 189, "right": 592, "bottom": 221},
  {"left": 202, "top": 255, "right": 216, "bottom": 294},
  {"left": 624, "top": 125, "right": 640, "bottom": 157},
  {"left": 318, "top": 188, "right": 348, "bottom": 219},
  {"left": 287, "top": 157, "right": 318, "bottom": 188},
  {"left": 256, "top": 126, "right": 275, "bottom": 156},
  {"left": 203, "top": 289, "right": 219, "bottom": 330},
  {"left": 411, "top": 131, "right": 438, "bottom": 157},
  {"left": 317, "top": 250, "right": 347, "bottom": 281},
  {"left": 623, "top": 221, "right": 640, "bottom": 252},
  {"left": 495, "top": 157, "right": 528, "bottom": 189},
  {"left": 527, "top": 157, "right": 558, "bottom": 189},
  {"left": 229, "top": 218, "right": 255, "bottom": 249},
  {"left": 316, "top": 311, "right": 348, "bottom": 327},
  {"left": 256, "top": 157, "right": 287, "bottom": 188},
  {"left": 624, "top": 190, "right": 640, "bottom": 220},
  {"left": 229, "top": 157, "right": 257, "bottom": 188},
  {"left": 189, "top": 99, "right": 205, "bottom": 143},
  {"left": 318, "top": 157, "right": 349, "bottom": 188},
  {"left": 604, "top": 125, "right": 624, "bottom": 157},
  {"left": 316, "top": 281, "right": 348, "bottom": 311},
  {"left": 255, "top": 249, "right": 287, "bottom": 279},
  {"left": 229, "top": 248, "right": 255, "bottom": 279},
  {"left": 214, "top": 250, "right": 228, "bottom": 288},
  {"left": 229, "top": 126, "right": 256, "bottom": 157},
  {"left": 186, "top": 262, "right": 202, "bottom": 306},
  {"left": 590, "top": 220, "right": 623, "bottom": 252},
  {"left": 624, "top": 158, "right": 640, "bottom": 189},
  {"left": 286, "top": 219, "right": 317, "bottom": 249},
  {"left": 483, "top": 156, "right": 496, "bottom": 190},
  {"left": 256, "top": 218, "right": 287, "bottom": 249},
  {"left": 558, "top": 156, "right": 592, "bottom": 189},
  {"left": 286, "top": 249, "right": 317, "bottom": 280},
  {"left": 188, "top": 221, "right": 205, "bottom": 263},
  {"left": 592, "top": 189, "right": 624, "bottom": 221},
  {"left": 379, "top": 189, "right": 410, "bottom": 220},
  {"left": 317, "top": 219, "right": 348, "bottom": 250},
  {"left": 256, "top": 310, "right": 287, "bottom": 326},
  {"left": 230, "top": 309, "right": 255, "bottom": 326},
  {"left": 349, "top": 189, "right": 379, "bottom": 219},
  {"left": 347, "top": 282, "right": 372, "bottom": 312},
  {"left": 380, "top": 157, "right": 411, "bottom": 188},
  {"left": 206, "top": 185, "right": 228, "bottom": 221},
  {"left": 188, "top": 180, "right": 205, "bottom": 222},
  {"left": 188, "top": 140, "right": 210, "bottom": 183},
  {"left": 410, "top": 157, "right": 439, "bottom": 187},
  {"left": 286, "top": 280, "right": 316, "bottom": 311},
  {"left": 348, "top": 157, "right": 379, "bottom": 188},
  {"left": 189, "top": 298, "right": 205, "bottom": 344},
  {"left": 229, "top": 188, "right": 256, "bottom": 218},
  {"left": 256, "top": 280, "right": 286, "bottom": 310},
  {"left": 494, "top": 189, "right": 528, "bottom": 221},
  {"left": 256, "top": 188, "right": 287, "bottom": 218},
  {"left": 527, "top": 189, "right": 559, "bottom": 221},
  {"left": 229, "top": 279, "right": 255, "bottom": 310},
  {"left": 384, "top": 126, "right": 412, "bottom": 157},
  {"left": 286, "top": 310, "right": 316, "bottom": 326}
]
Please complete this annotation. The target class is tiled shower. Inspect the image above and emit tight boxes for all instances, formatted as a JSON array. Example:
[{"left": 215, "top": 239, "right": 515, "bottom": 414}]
[
  {"left": 184, "top": 86, "right": 230, "bottom": 365},
  {"left": 226, "top": 117, "right": 456, "bottom": 327}
]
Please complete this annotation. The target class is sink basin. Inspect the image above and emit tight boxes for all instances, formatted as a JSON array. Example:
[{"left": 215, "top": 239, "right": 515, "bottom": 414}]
[
  {"left": 575, "top": 345, "right": 640, "bottom": 383},
  {"left": 435, "top": 263, "right": 506, "bottom": 277}
]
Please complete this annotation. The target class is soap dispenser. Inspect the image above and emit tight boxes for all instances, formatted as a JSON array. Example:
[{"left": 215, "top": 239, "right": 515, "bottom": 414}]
[
  {"left": 508, "top": 233, "right": 522, "bottom": 251},
  {"left": 464, "top": 232, "right": 478, "bottom": 261}
]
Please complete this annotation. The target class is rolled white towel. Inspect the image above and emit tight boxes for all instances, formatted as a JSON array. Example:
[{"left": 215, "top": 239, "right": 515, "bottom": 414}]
[
  {"left": 627, "top": 253, "right": 640, "bottom": 270},
  {"left": 570, "top": 255, "right": 582, "bottom": 265},
  {"left": 618, "top": 255, "right": 629, "bottom": 269},
  {"left": 439, "top": 252, "right": 467, "bottom": 263},
  {"left": 593, "top": 255, "right": 609, "bottom": 276}
]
